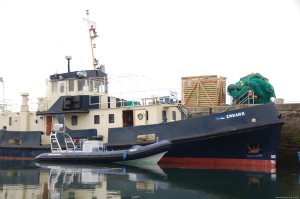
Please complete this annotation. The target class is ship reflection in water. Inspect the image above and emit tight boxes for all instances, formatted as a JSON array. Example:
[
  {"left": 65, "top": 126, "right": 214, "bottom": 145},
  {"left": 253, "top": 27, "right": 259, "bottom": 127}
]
[{"left": 0, "top": 161, "right": 299, "bottom": 199}]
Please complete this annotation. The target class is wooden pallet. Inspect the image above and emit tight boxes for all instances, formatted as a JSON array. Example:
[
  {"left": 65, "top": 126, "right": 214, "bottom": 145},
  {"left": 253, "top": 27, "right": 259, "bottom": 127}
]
[{"left": 181, "top": 75, "right": 226, "bottom": 107}]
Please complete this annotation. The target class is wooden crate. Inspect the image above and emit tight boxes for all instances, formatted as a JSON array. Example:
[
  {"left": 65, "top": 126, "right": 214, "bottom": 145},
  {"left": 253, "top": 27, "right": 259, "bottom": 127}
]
[{"left": 181, "top": 75, "right": 226, "bottom": 107}]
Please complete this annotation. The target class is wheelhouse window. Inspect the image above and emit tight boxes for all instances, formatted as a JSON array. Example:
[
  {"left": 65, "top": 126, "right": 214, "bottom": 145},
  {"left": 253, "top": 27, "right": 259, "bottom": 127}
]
[
  {"left": 71, "top": 116, "right": 78, "bottom": 126},
  {"left": 89, "top": 80, "right": 94, "bottom": 92},
  {"left": 109, "top": 114, "right": 114, "bottom": 123},
  {"left": 94, "top": 115, "right": 100, "bottom": 124},
  {"left": 95, "top": 81, "right": 101, "bottom": 93},
  {"left": 78, "top": 79, "right": 85, "bottom": 91},
  {"left": 94, "top": 80, "right": 106, "bottom": 93},
  {"left": 69, "top": 79, "right": 74, "bottom": 92},
  {"left": 85, "top": 80, "right": 90, "bottom": 91}
]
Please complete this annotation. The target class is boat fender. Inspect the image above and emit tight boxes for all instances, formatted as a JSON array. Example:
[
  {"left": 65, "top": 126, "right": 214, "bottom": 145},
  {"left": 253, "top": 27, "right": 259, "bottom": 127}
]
[{"left": 123, "top": 151, "right": 127, "bottom": 160}]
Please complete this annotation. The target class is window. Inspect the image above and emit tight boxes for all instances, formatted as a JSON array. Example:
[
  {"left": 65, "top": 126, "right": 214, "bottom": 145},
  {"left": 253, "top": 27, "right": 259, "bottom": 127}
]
[
  {"left": 52, "top": 81, "right": 58, "bottom": 93},
  {"left": 109, "top": 114, "right": 114, "bottom": 123},
  {"left": 95, "top": 81, "right": 106, "bottom": 93},
  {"left": 146, "top": 111, "right": 149, "bottom": 120},
  {"left": 94, "top": 81, "right": 103, "bottom": 93},
  {"left": 60, "top": 82, "right": 64, "bottom": 93},
  {"left": 94, "top": 115, "right": 100, "bottom": 124},
  {"left": 89, "top": 80, "right": 93, "bottom": 92},
  {"left": 8, "top": 139, "right": 21, "bottom": 145},
  {"left": 85, "top": 80, "right": 90, "bottom": 91},
  {"left": 69, "top": 79, "right": 74, "bottom": 92},
  {"left": 172, "top": 111, "right": 176, "bottom": 121},
  {"left": 162, "top": 110, "right": 167, "bottom": 122},
  {"left": 71, "top": 116, "right": 78, "bottom": 126},
  {"left": 108, "top": 97, "right": 111, "bottom": 108},
  {"left": 78, "top": 79, "right": 85, "bottom": 91},
  {"left": 138, "top": 113, "right": 143, "bottom": 120},
  {"left": 9, "top": 117, "right": 12, "bottom": 126},
  {"left": 90, "top": 96, "right": 100, "bottom": 105}
]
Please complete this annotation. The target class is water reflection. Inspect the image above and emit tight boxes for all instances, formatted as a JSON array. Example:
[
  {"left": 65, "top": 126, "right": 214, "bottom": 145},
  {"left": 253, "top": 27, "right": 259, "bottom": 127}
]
[
  {"left": 38, "top": 162, "right": 168, "bottom": 199},
  {"left": 0, "top": 161, "right": 298, "bottom": 199}
]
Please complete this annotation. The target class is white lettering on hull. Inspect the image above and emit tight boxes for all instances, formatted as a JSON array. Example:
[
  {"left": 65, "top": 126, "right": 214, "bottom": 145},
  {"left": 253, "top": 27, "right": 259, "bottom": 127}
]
[
  {"left": 214, "top": 111, "right": 246, "bottom": 121},
  {"left": 226, "top": 112, "right": 245, "bottom": 119}
]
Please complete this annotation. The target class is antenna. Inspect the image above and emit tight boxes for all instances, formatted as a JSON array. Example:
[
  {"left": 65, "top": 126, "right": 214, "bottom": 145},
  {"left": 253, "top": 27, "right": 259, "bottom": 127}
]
[
  {"left": 83, "top": 10, "right": 96, "bottom": 27},
  {"left": 83, "top": 10, "right": 98, "bottom": 70}
]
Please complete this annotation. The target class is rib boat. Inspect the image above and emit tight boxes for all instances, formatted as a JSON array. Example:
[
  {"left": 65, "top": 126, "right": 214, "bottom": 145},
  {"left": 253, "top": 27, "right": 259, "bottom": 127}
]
[{"left": 35, "top": 124, "right": 170, "bottom": 165}]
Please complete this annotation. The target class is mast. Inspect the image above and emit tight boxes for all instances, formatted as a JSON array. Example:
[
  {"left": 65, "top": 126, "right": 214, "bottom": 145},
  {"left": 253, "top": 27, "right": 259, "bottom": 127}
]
[{"left": 84, "top": 10, "right": 98, "bottom": 70}]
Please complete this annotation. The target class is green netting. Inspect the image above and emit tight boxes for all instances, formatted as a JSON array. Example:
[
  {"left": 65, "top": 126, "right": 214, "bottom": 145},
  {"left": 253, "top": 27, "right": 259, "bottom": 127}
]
[{"left": 227, "top": 73, "right": 276, "bottom": 104}]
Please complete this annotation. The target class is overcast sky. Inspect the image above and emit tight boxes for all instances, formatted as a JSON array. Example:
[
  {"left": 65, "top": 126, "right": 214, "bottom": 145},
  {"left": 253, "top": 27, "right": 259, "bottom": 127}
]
[{"left": 1, "top": 0, "right": 300, "bottom": 107}]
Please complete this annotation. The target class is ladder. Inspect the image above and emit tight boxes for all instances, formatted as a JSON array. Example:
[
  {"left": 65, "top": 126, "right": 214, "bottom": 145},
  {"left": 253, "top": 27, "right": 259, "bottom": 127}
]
[
  {"left": 50, "top": 132, "right": 62, "bottom": 152},
  {"left": 48, "top": 167, "right": 64, "bottom": 199},
  {"left": 50, "top": 131, "right": 76, "bottom": 152},
  {"left": 177, "top": 104, "right": 188, "bottom": 119}
]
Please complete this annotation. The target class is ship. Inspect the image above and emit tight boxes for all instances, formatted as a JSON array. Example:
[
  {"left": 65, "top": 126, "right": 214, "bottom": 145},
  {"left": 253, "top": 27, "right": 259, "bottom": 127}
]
[
  {"left": 0, "top": 11, "right": 284, "bottom": 170},
  {"left": 107, "top": 102, "right": 283, "bottom": 169}
]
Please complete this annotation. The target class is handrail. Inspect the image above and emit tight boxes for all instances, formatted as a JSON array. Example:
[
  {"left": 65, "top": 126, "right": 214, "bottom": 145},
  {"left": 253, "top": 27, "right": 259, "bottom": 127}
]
[
  {"left": 177, "top": 105, "right": 188, "bottom": 119},
  {"left": 225, "top": 90, "right": 255, "bottom": 112},
  {"left": 232, "top": 90, "right": 255, "bottom": 105}
]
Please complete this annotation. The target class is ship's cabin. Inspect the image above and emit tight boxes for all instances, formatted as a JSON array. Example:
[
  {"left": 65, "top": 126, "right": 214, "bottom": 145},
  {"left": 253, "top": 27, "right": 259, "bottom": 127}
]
[
  {"left": 51, "top": 69, "right": 106, "bottom": 98},
  {"left": 36, "top": 69, "right": 109, "bottom": 111}
]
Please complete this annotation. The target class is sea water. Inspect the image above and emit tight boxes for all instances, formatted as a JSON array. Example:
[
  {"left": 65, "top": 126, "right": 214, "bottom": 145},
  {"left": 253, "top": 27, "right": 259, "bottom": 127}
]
[{"left": 0, "top": 160, "right": 299, "bottom": 199}]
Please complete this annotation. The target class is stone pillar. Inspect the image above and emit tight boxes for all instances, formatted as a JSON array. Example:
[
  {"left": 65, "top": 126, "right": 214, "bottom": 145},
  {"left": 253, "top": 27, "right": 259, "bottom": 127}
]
[{"left": 20, "top": 93, "right": 29, "bottom": 131}]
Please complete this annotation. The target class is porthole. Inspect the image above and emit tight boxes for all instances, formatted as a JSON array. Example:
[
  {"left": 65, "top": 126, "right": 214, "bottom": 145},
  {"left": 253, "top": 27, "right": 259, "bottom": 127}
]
[{"left": 138, "top": 113, "right": 143, "bottom": 120}]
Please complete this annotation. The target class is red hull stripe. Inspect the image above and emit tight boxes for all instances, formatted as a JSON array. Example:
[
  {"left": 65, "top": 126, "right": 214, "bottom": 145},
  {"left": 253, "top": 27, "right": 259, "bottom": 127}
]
[
  {"left": 159, "top": 157, "right": 276, "bottom": 173},
  {"left": 0, "top": 156, "right": 276, "bottom": 173},
  {"left": 0, "top": 157, "right": 34, "bottom": 161}
]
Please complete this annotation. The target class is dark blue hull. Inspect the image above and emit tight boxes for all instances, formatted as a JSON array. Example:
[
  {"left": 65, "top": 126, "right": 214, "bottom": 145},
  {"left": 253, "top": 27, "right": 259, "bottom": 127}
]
[
  {"left": 0, "top": 130, "right": 50, "bottom": 160},
  {"left": 160, "top": 122, "right": 281, "bottom": 168},
  {"left": 107, "top": 103, "right": 284, "bottom": 166},
  {"left": 0, "top": 146, "right": 50, "bottom": 160}
]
